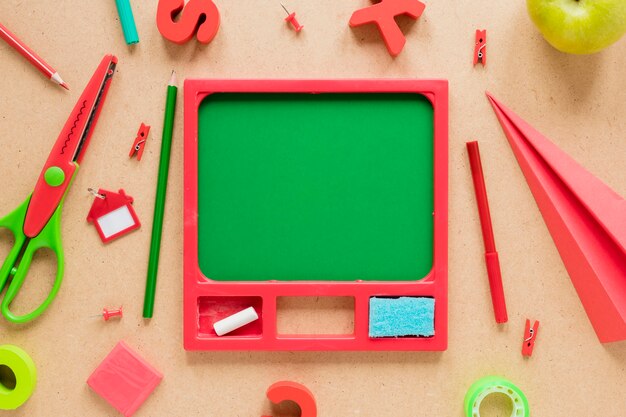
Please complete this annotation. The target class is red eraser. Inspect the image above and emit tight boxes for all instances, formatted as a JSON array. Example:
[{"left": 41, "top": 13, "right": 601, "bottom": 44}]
[{"left": 87, "top": 341, "right": 163, "bottom": 417}]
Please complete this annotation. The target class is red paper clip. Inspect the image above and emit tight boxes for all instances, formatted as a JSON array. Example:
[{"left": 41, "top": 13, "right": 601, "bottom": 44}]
[
  {"left": 129, "top": 123, "right": 151, "bottom": 161},
  {"left": 522, "top": 319, "right": 539, "bottom": 357},
  {"left": 474, "top": 29, "right": 486, "bottom": 66}
]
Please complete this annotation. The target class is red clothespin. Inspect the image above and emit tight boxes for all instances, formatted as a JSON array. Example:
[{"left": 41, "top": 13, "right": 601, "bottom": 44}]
[
  {"left": 129, "top": 123, "right": 151, "bottom": 161},
  {"left": 473, "top": 29, "right": 486, "bottom": 66},
  {"left": 522, "top": 319, "right": 539, "bottom": 357},
  {"left": 281, "top": 4, "right": 303, "bottom": 32}
]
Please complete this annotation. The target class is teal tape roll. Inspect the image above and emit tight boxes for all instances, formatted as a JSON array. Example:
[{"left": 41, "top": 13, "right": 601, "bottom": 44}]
[
  {"left": 114, "top": 0, "right": 139, "bottom": 44},
  {"left": 0, "top": 345, "right": 37, "bottom": 410},
  {"left": 464, "top": 376, "right": 529, "bottom": 417}
]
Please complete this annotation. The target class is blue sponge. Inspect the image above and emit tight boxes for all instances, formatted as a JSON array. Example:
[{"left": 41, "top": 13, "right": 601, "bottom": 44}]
[{"left": 369, "top": 297, "right": 435, "bottom": 338}]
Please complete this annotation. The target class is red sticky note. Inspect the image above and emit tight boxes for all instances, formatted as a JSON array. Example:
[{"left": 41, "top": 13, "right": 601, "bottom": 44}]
[{"left": 87, "top": 342, "right": 163, "bottom": 417}]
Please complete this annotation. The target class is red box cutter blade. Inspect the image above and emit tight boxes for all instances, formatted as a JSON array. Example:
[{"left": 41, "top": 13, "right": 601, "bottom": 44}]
[{"left": 24, "top": 55, "right": 117, "bottom": 237}]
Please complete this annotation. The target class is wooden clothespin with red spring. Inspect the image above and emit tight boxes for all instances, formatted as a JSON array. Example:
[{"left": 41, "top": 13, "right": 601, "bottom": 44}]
[
  {"left": 522, "top": 319, "right": 539, "bottom": 357},
  {"left": 129, "top": 123, "right": 151, "bottom": 161},
  {"left": 473, "top": 29, "right": 486, "bottom": 66}
]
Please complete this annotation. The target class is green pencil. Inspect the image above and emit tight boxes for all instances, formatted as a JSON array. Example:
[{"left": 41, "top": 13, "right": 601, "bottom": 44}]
[{"left": 143, "top": 71, "right": 178, "bottom": 318}]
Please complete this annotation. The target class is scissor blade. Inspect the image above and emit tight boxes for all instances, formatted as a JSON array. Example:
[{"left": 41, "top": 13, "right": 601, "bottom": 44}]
[
  {"left": 41, "top": 55, "right": 117, "bottom": 166},
  {"left": 71, "top": 57, "right": 117, "bottom": 163},
  {"left": 22, "top": 55, "right": 117, "bottom": 238}
]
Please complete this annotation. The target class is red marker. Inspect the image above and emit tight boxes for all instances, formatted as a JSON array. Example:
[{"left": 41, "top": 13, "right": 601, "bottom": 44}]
[
  {"left": 467, "top": 141, "right": 508, "bottom": 323},
  {"left": 0, "top": 22, "right": 69, "bottom": 89}
]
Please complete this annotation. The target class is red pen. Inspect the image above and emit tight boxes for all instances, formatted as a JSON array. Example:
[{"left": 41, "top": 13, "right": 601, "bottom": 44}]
[
  {"left": 0, "top": 22, "right": 69, "bottom": 90},
  {"left": 467, "top": 141, "right": 508, "bottom": 323}
]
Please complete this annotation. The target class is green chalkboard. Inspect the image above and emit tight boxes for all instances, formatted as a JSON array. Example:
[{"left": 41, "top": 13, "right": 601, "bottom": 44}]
[{"left": 197, "top": 93, "right": 434, "bottom": 282}]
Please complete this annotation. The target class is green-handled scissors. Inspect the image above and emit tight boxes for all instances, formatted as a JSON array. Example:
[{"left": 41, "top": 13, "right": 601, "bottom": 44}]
[{"left": 0, "top": 55, "right": 116, "bottom": 323}]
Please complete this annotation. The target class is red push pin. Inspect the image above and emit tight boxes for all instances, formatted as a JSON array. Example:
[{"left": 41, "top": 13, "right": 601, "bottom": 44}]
[
  {"left": 91, "top": 306, "right": 124, "bottom": 321},
  {"left": 281, "top": 4, "right": 303, "bottom": 32}
]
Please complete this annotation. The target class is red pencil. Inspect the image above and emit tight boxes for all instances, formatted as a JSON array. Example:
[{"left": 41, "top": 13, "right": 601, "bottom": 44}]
[
  {"left": 466, "top": 141, "right": 508, "bottom": 323},
  {"left": 0, "top": 22, "right": 68, "bottom": 90}
]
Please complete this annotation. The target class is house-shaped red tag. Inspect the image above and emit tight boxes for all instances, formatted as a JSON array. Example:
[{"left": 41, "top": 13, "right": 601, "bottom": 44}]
[{"left": 87, "top": 189, "right": 140, "bottom": 243}]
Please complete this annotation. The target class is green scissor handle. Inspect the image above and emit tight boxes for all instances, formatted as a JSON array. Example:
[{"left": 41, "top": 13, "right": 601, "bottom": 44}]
[{"left": 0, "top": 194, "right": 64, "bottom": 324}]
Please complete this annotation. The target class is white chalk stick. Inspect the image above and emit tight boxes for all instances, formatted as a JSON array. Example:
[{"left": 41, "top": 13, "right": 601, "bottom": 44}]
[{"left": 213, "top": 307, "right": 259, "bottom": 336}]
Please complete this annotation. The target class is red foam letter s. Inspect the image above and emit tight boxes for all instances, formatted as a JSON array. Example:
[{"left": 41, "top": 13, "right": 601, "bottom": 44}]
[{"left": 157, "top": 0, "right": 220, "bottom": 44}]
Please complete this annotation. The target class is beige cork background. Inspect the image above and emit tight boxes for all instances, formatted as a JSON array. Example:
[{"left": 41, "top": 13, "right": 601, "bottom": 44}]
[{"left": 0, "top": 0, "right": 625, "bottom": 416}]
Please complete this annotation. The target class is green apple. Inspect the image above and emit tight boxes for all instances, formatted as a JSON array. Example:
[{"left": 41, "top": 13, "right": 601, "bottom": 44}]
[{"left": 527, "top": 0, "right": 626, "bottom": 54}]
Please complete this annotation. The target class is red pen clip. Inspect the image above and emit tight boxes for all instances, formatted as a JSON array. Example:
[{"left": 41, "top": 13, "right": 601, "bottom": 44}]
[
  {"left": 522, "top": 319, "right": 539, "bottom": 357},
  {"left": 473, "top": 29, "right": 486, "bottom": 66},
  {"left": 129, "top": 123, "right": 151, "bottom": 161}
]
